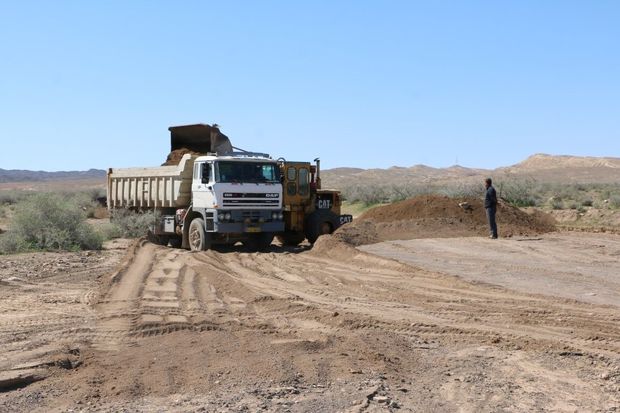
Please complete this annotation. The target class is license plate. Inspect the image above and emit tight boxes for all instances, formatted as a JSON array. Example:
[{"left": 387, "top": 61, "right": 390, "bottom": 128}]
[{"left": 246, "top": 227, "right": 261, "bottom": 233}]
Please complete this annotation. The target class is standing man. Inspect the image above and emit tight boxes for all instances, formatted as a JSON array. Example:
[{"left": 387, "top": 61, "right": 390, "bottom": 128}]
[{"left": 484, "top": 178, "right": 498, "bottom": 239}]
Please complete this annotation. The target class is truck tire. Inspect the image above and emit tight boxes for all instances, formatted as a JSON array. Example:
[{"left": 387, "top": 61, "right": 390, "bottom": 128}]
[
  {"left": 188, "top": 218, "right": 211, "bottom": 251},
  {"left": 304, "top": 210, "right": 339, "bottom": 244},
  {"left": 243, "top": 232, "right": 275, "bottom": 252},
  {"left": 276, "top": 232, "right": 306, "bottom": 246}
]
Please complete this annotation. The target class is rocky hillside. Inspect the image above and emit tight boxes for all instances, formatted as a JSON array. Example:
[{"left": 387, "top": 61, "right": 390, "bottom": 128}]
[
  {"left": 322, "top": 154, "right": 620, "bottom": 189},
  {"left": 0, "top": 168, "right": 106, "bottom": 183}
]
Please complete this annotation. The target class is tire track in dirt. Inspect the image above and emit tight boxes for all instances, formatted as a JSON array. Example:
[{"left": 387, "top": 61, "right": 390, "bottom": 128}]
[{"left": 90, "top": 240, "right": 618, "bottom": 359}]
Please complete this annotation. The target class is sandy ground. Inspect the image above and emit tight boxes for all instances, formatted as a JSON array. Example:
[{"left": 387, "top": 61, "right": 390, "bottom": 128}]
[
  {"left": 360, "top": 233, "right": 620, "bottom": 306},
  {"left": 0, "top": 234, "right": 619, "bottom": 412}
]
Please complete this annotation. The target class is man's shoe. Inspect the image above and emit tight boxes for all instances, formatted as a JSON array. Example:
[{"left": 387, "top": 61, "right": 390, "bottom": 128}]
[{"left": 489, "top": 235, "right": 498, "bottom": 239}]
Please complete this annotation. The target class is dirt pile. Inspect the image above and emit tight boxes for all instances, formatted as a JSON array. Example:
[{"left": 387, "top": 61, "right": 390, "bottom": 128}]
[
  {"left": 335, "top": 195, "right": 556, "bottom": 245},
  {"left": 162, "top": 148, "right": 201, "bottom": 166}
]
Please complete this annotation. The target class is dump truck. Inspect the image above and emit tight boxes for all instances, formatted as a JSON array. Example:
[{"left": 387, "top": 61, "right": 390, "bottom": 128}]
[
  {"left": 107, "top": 123, "right": 351, "bottom": 250},
  {"left": 107, "top": 124, "right": 285, "bottom": 251}
]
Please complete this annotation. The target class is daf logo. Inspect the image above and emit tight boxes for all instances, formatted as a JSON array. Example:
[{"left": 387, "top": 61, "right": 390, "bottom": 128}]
[{"left": 266, "top": 193, "right": 279, "bottom": 198}]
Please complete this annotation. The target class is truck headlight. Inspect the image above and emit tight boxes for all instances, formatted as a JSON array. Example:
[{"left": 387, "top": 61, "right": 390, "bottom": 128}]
[
  {"left": 224, "top": 212, "right": 231, "bottom": 220},
  {"left": 278, "top": 212, "right": 283, "bottom": 220},
  {"left": 272, "top": 212, "right": 278, "bottom": 220},
  {"left": 218, "top": 213, "right": 225, "bottom": 221}
]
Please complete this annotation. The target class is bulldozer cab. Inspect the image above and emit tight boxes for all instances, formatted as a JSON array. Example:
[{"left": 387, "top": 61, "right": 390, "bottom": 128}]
[
  {"left": 281, "top": 162, "right": 313, "bottom": 206},
  {"left": 279, "top": 160, "right": 346, "bottom": 237}
]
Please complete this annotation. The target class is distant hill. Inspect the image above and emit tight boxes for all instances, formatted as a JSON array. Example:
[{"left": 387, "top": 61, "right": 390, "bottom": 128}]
[
  {"left": 322, "top": 154, "right": 620, "bottom": 189},
  {"left": 497, "top": 154, "right": 620, "bottom": 183},
  {"left": 1, "top": 153, "right": 619, "bottom": 189},
  {"left": 0, "top": 168, "right": 106, "bottom": 183}
]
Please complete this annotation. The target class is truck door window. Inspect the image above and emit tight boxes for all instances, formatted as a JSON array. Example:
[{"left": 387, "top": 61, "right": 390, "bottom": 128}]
[
  {"left": 298, "top": 168, "right": 309, "bottom": 196},
  {"left": 201, "top": 163, "right": 211, "bottom": 184}
]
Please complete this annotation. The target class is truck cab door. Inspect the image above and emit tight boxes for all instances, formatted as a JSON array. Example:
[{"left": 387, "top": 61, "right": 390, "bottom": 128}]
[{"left": 192, "top": 162, "right": 215, "bottom": 208}]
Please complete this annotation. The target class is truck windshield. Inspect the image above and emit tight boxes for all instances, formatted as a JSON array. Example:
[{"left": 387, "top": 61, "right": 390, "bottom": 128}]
[{"left": 217, "top": 161, "right": 280, "bottom": 183}]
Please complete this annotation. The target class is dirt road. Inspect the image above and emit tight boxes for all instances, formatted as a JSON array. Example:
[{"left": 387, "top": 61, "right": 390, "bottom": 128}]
[
  {"left": 360, "top": 233, "right": 620, "bottom": 306},
  {"left": 1, "top": 234, "right": 619, "bottom": 412}
]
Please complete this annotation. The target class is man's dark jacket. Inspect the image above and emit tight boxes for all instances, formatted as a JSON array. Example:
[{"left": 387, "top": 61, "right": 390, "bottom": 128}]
[{"left": 485, "top": 186, "right": 497, "bottom": 209}]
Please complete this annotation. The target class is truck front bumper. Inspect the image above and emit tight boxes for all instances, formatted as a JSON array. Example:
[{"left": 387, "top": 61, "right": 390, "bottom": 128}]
[{"left": 214, "top": 221, "right": 284, "bottom": 233}]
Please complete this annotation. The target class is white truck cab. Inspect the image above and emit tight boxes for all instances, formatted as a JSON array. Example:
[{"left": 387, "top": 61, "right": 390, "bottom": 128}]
[{"left": 187, "top": 153, "right": 284, "bottom": 244}]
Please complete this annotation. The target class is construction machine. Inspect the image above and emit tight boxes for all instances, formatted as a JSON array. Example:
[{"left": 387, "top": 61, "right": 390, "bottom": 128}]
[{"left": 277, "top": 158, "right": 352, "bottom": 245}]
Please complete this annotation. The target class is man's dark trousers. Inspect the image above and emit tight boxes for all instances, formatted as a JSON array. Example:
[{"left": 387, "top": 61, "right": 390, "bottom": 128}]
[{"left": 486, "top": 206, "right": 498, "bottom": 238}]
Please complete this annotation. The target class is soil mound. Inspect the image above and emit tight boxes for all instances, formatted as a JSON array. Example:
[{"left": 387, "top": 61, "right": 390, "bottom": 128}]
[
  {"left": 335, "top": 195, "right": 555, "bottom": 246},
  {"left": 162, "top": 148, "right": 201, "bottom": 166}
]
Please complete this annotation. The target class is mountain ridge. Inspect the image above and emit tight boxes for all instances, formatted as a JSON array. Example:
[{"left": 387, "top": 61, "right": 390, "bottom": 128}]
[{"left": 1, "top": 154, "right": 618, "bottom": 185}]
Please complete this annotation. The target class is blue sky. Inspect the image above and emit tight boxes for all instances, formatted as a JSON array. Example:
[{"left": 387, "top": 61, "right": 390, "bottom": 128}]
[{"left": 1, "top": 1, "right": 618, "bottom": 171}]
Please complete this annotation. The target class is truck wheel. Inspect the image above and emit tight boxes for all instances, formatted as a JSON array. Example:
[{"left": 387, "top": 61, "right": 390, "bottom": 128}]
[
  {"left": 305, "top": 210, "right": 339, "bottom": 244},
  {"left": 243, "top": 232, "right": 275, "bottom": 252},
  {"left": 276, "top": 232, "right": 306, "bottom": 246},
  {"left": 189, "top": 218, "right": 211, "bottom": 251}
]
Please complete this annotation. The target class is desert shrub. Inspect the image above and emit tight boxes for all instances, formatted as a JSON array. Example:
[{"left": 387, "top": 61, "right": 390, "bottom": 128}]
[
  {"left": 109, "top": 209, "right": 159, "bottom": 238},
  {"left": 439, "top": 183, "right": 483, "bottom": 198},
  {"left": 342, "top": 185, "right": 389, "bottom": 205},
  {"left": 0, "top": 190, "right": 31, "bottom": 205},
  {"left": 569, "top": 202, "right": 579, "bottom": 210},
  {"left": 497, "top": 178, "right": 540, "bottom": 207},
  {"left": 56, "top": 190, "right": 107, "bottom": 218},
  {"left": 0, "top": 193, "right": 103, "bottom": 253},
  {"left": 96, "top": 222, "right": 123, "bottom": 240},
  {"left": 609, "top": 194, "right": 620, "bottom": 209},
  {"left": 0, "top": 231, "right": 30, "bottom": 253},
  {"left": 581, "top": 198, "right": 593, "bottom": 207},
  {"left": 86, "top": 187, "right": 106, "bottom": 202},
  {"left": 551, "top": 198, "right": 564, "bottom": 210}
]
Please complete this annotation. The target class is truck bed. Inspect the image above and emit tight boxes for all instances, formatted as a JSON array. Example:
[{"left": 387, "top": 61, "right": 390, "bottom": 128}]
[{"left": 107, "top": 154, "right": 195, "bottom": 209}]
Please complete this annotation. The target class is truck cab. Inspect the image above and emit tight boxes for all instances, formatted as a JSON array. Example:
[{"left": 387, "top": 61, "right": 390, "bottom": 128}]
[{"left": 184, "top": 154, "right": 284, "bottom": 250}]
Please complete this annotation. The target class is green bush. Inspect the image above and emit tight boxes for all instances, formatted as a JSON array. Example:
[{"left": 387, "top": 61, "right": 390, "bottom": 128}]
[
  {"left": 497, "top": 178, "right": 539, "bottom": 207},
  {"left": 609, "top": 195, "right": 620, "bottom": 209},
  {"left": 0, "top": 190, "right": 31, "bottom": 205},
  {"left": 96, "top": 222, "right": 123, "bottom": 240},
  {"left": 109, "top": 209, "right": 159, "bottom": 238},
  {"left": 0, "top": 193, "right": 103, "bottom": 253},
  {"left": 551, "top": 198, "right": 564, "bottom": 210}
]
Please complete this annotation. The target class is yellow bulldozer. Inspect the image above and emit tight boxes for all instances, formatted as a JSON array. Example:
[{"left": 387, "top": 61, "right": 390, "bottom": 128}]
[{"left": 277, "top": 158, "right": 351, "bottom": 245}]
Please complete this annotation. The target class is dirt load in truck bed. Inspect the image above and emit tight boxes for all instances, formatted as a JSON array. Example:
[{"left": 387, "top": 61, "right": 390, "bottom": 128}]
[
  {"left": 162, "top": 148, "right": 201, "bottom": 166},
  {"left": 334, "top": 194, "right": 556, "bottom": 246}
]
